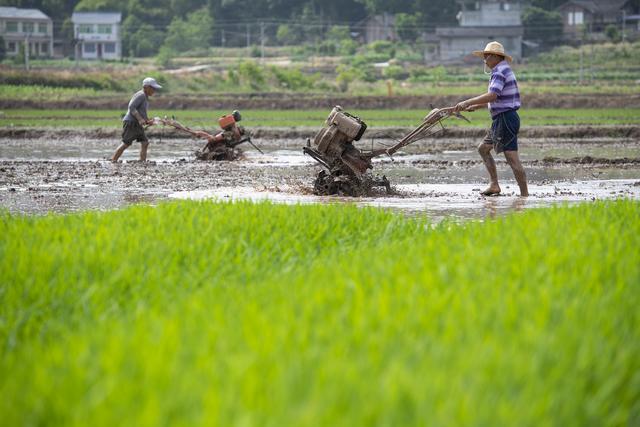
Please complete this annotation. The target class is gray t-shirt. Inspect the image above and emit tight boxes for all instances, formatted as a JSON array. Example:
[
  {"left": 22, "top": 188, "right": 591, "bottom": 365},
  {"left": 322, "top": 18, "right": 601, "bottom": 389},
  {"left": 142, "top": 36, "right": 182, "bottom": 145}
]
[{"left": 123, "top": 90, "right": 149, "bottom": 123}]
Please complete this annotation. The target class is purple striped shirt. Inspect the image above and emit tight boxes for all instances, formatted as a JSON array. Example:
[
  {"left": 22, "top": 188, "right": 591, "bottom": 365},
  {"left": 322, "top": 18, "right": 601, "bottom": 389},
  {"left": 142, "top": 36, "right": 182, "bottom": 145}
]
[{"left": 488, "top": 60, "right": 521, "bottom": 118}]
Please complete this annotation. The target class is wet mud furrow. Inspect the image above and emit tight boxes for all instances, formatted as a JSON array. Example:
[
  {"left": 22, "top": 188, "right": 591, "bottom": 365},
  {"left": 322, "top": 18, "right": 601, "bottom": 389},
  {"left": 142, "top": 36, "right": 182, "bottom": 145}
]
[{"left": 1, "top": 134, "right": 639, "bottom": 218}]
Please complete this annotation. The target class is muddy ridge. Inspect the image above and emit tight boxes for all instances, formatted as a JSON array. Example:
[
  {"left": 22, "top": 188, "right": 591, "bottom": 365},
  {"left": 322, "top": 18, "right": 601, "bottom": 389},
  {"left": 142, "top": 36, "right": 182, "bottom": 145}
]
[
  {"left": 3, "top": 93, "right": 640, "bottom": 110},
  {"left": 2, "top": 125, "right": 639, "bottom": 141},
  {"left": 408, "top": 157, "right": 640, "bottom": 167}
]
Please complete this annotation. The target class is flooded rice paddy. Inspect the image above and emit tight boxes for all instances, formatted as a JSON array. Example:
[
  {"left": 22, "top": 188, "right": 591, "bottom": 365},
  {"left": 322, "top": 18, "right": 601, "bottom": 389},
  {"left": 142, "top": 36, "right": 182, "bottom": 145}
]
[{"left": 1, "top": 135, "right": 639, "bottom": 221}]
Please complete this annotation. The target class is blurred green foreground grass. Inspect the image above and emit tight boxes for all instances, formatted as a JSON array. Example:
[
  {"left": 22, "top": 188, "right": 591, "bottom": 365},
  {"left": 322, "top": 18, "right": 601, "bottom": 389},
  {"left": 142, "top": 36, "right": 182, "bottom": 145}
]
[{"left": 1, "top": 200, "right": 639, "bottom": 426}]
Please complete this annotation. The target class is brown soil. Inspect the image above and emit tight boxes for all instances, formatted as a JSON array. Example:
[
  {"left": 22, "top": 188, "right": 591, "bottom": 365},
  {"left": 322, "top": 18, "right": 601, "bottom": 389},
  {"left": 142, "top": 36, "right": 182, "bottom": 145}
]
[
  {"left": 3, "top": 93, "right": 640, "bottom": 110},
  {"left": 2, "top": 125, "right": 639, "bottom": 140},
  {"left": 409, "top": 157, "right": 640, "bottom": 167}
]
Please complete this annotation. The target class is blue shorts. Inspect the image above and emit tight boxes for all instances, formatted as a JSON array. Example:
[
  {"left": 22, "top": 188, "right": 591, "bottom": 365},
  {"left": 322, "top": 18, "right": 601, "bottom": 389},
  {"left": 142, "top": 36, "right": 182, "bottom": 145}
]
[{"left": 484, "top": 110, "right": 520, "bottom": 153}]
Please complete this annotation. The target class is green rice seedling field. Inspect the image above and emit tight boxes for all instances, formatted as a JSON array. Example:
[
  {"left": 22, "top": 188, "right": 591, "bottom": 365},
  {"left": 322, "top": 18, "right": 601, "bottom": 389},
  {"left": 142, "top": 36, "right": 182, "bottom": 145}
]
[
  {"left": 1, "top": 200, "right": 639, "bottom": 426},
  {"left": 1, "top": 81, "right": 639, "bottom": 103},
  {"left": 2, "top": 108, "right": 639, "bottom": 128}
]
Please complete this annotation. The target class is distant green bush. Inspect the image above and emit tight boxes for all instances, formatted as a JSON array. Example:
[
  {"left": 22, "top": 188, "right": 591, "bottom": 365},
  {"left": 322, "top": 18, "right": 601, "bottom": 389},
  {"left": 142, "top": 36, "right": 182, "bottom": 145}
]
[
  {"left": 235, "top": 60, "right": 266, "bottom": 89},
  {"left": 383, "top": 64, "right": 407, "bottom": 80},
  {"left": 270, "top": 67, "right": 317, "bottom": 91},
  {"left": 337, "top": 39, "right": 358, "bottom": 56},
  {"left": 367, "top": 40, "right": 396, "bottom": 58}
]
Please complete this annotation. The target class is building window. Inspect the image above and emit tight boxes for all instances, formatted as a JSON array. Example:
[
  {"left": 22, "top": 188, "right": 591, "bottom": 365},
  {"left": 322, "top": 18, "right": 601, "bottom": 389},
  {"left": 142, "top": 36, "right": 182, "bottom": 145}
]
[
  {"left": 23, "top": 22, "right": 34, "bottom": 33},
  {"left": 84, "top": 43, "right": 96, "bottom": 53},
  {"left": 6, "top": 21, "right": 18, "bottom": 32},
  {"left": 97, "top": 24, "right": 112, "bottom": 34},
  {"left": 8, "top": 41, "right": 16, "bottom": 52},
  {"left": 40, "top": 43, "right": 49, "bottom": 53},
  {"left": 78, "top": 24, "right": 94, "bottom": 34},
  {"left": 568, "top": 11, "right": 584, "bottom": 26},
  {"left": 104, "top": 42, "right": 116, "bottom": 53},
  {"left": 38, "top": 23, "right": 48, "bottom": 33}
]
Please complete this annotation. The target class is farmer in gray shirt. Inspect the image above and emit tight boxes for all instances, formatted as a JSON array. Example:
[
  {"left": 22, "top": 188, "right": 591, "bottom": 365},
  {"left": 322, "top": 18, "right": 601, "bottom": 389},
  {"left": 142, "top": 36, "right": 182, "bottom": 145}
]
[{"left": 111, "top": 77, "right": 162, "bottom": 162}]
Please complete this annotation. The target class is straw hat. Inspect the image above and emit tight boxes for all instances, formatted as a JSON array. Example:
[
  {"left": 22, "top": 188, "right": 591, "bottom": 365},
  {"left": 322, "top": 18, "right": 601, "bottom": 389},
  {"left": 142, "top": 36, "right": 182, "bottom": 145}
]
[{"left": 472, "top": 41, "right": 513, "bottom": 63}]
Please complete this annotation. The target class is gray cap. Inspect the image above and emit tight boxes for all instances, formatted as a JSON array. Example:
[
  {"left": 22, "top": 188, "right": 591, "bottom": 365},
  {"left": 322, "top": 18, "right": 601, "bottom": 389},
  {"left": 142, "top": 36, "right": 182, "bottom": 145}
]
[{"left": 142, "top": 77, "right": 162, "bottom": 89}]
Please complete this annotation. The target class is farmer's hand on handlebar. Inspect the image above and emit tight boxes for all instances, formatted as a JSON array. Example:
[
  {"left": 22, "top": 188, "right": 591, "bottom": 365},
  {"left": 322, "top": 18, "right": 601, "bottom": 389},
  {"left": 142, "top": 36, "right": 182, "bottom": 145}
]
[
  {"left": 453, "top": 101, "right": 469, "bottom": 113},
  {"left": 194, "top": 130, "right": 214, "bottom": 140}
]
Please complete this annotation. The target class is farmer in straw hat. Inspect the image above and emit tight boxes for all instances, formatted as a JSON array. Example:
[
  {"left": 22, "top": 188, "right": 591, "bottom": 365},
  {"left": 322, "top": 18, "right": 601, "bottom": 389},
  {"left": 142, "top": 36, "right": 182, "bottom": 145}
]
[
  {"left": 111, "top": 77, "right": 162, "bottom": 162},
  {"left": 453, "top": 41, "right": 528, "bottom": 197}
]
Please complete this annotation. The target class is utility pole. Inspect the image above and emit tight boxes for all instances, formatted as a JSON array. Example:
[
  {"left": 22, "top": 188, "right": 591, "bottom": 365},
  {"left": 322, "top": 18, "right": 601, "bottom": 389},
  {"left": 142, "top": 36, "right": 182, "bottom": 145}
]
[{"left": 260, "top": 21, "right": 265, "bottom": 62}]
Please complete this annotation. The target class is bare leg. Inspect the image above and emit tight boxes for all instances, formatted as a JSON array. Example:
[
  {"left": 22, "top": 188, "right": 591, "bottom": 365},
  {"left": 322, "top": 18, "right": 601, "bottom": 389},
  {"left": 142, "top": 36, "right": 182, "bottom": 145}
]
[
  {"left": 504, "top": 150, "right": 529, "bottom": 196},
  {"left": 478, "top": 142, "right": 501, "bottom": 195},
  {"left": 111, "top": 143, "right": 129, "bottom": 162},
  {"left": 139, "top": 141, "right": 149, "bottom": 161}
]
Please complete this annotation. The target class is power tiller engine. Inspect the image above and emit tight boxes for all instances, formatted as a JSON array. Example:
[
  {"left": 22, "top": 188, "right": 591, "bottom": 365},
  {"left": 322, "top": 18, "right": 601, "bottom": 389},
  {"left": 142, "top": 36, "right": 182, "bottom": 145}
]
[
  {"left": 303, "top": 105, "right": 468, "bottom": 197},
  {"left": 156, "top": 110, "right": 262, "bottom": 161},
  {"left": 196, "top": 110, "right": 260, "bottom": 161},
  {"left": 303, "top": 106, "right": 391, "bottom": 196}
]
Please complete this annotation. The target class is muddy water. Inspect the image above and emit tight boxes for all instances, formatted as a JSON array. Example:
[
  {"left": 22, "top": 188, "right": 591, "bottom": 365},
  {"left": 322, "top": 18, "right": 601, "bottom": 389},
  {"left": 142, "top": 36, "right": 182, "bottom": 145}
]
[{"left": 1, "top": 136, "right": 639, "bottom": 220}]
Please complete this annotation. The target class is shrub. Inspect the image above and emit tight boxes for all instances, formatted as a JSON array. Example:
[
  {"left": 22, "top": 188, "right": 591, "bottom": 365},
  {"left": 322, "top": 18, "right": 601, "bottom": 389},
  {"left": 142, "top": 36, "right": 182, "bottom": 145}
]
[
  {"left": 236, "top": 61, "right": 265, "bottom": 89},
  {"left": 383, "top": 64, "right": 407, "bottom": 80},
  {"left": 336, "top": 64, "right": 362, "bottom": 92},
  {"left": 367, "top": 40, "right": 396, "bottom": 58},
  {"left": 270, "top": 67, "right": 316, "bottom": 91},
  {"left": 338, "top": 39, "right": 358, "bottom": 56},
  {"left": 605, "top": 24, "right": 621, "bottom": 42}
]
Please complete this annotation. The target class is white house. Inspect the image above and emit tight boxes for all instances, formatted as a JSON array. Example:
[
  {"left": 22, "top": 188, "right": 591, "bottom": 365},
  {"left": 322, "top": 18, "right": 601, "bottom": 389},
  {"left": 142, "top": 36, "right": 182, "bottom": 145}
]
[
  {"left": 0, "top": 6, "right": 53, "bottom": 57},
  {"left": 71, "top": 12, "right": 122, "bottom": 60}
]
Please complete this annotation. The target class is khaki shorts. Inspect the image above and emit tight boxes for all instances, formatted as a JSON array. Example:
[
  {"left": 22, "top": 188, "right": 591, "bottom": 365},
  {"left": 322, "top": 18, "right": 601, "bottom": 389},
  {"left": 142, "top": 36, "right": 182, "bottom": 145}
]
[{"left": 122, "top": 121, "right": 149, "bottom": 145}]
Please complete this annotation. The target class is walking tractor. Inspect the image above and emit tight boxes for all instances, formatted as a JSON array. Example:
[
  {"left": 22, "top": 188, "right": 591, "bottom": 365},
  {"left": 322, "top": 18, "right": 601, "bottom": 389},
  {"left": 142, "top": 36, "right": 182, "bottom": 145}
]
[
  {"left": 303, "top": 106, "right": 469, "bottom": 196},
  {"left": 156, "top": 110, "right": 262, "bottom": 161}
]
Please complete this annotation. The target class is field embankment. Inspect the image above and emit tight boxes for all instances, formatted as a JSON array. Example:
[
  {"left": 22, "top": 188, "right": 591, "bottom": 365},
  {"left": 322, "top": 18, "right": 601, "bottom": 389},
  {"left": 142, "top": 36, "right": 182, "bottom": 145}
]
[
  {"left": 1, "top": 200, "right": 639, "bottom": 425},
  {"left": 3, "top": 92, "right": 640, "bottom": 110},
  {"left": 2, "top": 125, "right": 639, "bottom": 140}
]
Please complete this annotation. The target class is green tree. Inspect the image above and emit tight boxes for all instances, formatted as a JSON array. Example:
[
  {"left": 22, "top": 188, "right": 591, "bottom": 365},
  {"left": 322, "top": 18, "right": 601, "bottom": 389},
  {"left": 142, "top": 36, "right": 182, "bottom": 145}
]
[
  {"left": 276, "top": 24, "right": 303, "bottom": 45},
  {"left": 74, "top": 0, "right": 127, "bottom": 12},
  {"left": 162, "top": 6, "right": 214, "bottom": 52},
  {"left": 327, "top": 25, "right": 350, "bottom": 42},
  {"left": 155, "top": 45, "right": 174, "bottom": 67},
  {"left": 522, "top": 6, "right": 564, "bottom": 47},
  {"left": 413, "top": 0, "right": 459, "bottom": 26},
  {"left": 122, "top": 15, "right": 165, "bottom": 57},
  {"left": 395, "top": 12, "right": 421, "bottom": 43}
]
